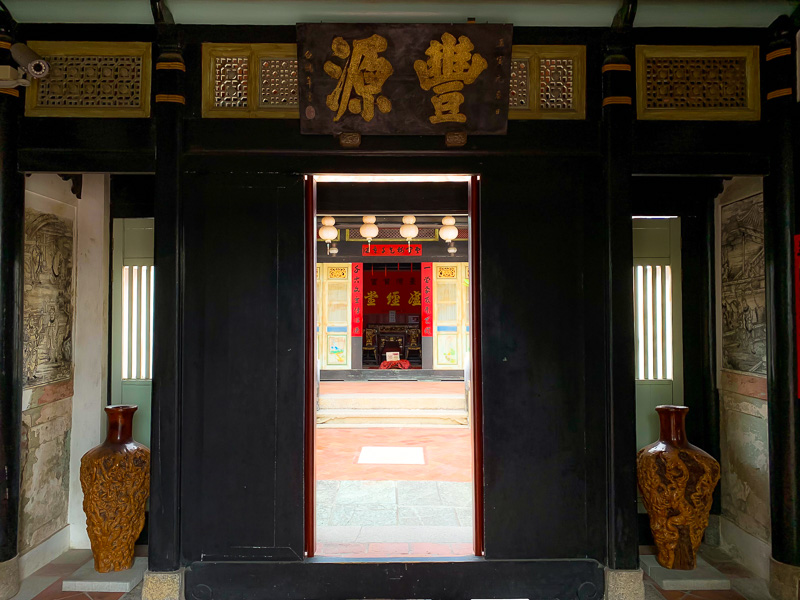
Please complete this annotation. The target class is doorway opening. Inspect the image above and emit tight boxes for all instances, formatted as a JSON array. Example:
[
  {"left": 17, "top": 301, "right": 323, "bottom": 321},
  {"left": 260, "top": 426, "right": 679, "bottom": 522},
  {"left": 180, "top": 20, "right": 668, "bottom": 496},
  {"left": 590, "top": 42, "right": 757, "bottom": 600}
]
[{"left": 305, "top": 174, "right": 483, "bottom": 559}]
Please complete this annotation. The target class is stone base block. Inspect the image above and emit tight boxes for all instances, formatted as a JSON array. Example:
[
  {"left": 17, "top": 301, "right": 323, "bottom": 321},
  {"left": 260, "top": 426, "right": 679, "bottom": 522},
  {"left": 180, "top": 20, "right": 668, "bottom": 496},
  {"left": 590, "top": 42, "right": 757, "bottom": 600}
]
[
  {"left": 770, "top": 557, "right": 800, "bottom": 600},
  {"left": 0, "top": 555, "right": 20, "bottom": 600},
  {"left": 63, "top": 558, "right": 147, "bottom": 592},
  {"left": 142, "top": 570, "right": 182, "bottom": 600},
  {"left": 605, "top": 567, "right": 644, "bottom": 600},
  {"left": 640, "top": 555, "right": 730, "bottom": 590}
]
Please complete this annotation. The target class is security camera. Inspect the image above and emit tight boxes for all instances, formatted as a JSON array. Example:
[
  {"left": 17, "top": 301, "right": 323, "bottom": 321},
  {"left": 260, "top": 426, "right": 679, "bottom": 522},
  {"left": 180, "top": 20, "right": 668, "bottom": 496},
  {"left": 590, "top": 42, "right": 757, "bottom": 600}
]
[{"left": 11, "top": 43, "right": 49, "bottom": 79}]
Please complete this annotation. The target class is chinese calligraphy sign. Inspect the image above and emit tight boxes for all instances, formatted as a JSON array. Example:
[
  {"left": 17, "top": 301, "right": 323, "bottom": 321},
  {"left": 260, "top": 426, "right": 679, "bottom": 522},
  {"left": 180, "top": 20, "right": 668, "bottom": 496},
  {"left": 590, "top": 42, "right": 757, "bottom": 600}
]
[
  {"left": 362, "top": 244, "right": 422, "bottom": 256},
  {"left": 298, "top": 23, "right": 512, "bottom": 135}
]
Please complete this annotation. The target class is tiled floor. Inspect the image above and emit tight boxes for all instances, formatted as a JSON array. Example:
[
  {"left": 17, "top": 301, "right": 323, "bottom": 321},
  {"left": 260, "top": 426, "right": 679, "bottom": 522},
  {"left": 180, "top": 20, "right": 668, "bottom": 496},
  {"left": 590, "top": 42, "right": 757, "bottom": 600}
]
[
  {"left": 11, "top": 549, "right": 132, "bottom": 600},
  {"left": 316, "top": 426, "right": 472, "bottom": 481},
  {"left": 315, "top": 424, "right": 473, "bottom": 557}
]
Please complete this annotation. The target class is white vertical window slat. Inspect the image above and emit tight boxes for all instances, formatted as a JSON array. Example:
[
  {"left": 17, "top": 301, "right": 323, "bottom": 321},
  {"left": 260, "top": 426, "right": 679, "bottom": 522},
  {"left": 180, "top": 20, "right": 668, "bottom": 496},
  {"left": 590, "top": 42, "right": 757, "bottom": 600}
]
[
  {"left": 149, "top": 266, "right": 155, "bottom": 378},
  {"left": 121, "top": 264, "right": 156, "bottom": 380},
  {"left": 131, "top": 266, "right": 138, "bottom": 379},
  {"left": 121, "top": 266, "right": 129, "bottom": 379},
  {"left": 635, "top": 266, "right": 645, "bottom": 379},
  {"left": 665, "top": 265, "right": 674, "bottom": 380},
  {"left": 633, "top": 264, "right": 673, "bottom": 381}
]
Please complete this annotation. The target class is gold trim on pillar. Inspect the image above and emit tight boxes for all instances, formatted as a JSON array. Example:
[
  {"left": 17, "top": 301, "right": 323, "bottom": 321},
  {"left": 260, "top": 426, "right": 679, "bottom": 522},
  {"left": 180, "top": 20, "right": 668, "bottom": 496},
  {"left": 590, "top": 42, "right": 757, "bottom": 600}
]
[
  {"left": 0, "top": 88, "right": 20, "bottom": 97},
  {"left": 155, "top": 61, "right": 186, "bottom": 71},
  {"left": 766, "top": 88, "right": 792, "bottom": 101},
  {"left": 0, "top": 41, "right": 10, "bottom": 50},
  {"left": 602, "top": 95, "right": 632, "bottom": 107},
  {"left": 765, "top": 47, "right": 791, "bottom": 62},
  {"left": 602, "top": 63, "right": 632, "bottom": 73},
  {"left": 509, "top": 45, "right": 586, "bottom": 120},
  {"left": 636, "top": 45, "right": 760, "bottom": 121},
  {"left": 24, "top": 41, "right": 152, "bottom": 118},
  {"left": 202, "top": 43, "right": 300, "bottom": 119},
  {"left": 155, "top": 94, "right": 186, "bottom": 104}
]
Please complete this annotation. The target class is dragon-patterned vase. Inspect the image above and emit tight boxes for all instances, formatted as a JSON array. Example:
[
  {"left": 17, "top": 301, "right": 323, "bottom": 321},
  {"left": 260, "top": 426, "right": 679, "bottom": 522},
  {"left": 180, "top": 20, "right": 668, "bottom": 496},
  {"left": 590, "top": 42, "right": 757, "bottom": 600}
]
[
  {"left": 636, "top": 405, "right": 720, "bottom": 570},
  {"left": 80, "top": 405, "right": 150, "bottom": 572}
]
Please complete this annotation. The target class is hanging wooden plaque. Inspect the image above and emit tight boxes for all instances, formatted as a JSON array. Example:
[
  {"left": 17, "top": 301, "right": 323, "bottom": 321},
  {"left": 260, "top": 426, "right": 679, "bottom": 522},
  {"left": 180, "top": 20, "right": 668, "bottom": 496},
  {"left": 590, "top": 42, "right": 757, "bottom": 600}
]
[{"left": 297, "top": 23, "right": 512, "bottom": 135}]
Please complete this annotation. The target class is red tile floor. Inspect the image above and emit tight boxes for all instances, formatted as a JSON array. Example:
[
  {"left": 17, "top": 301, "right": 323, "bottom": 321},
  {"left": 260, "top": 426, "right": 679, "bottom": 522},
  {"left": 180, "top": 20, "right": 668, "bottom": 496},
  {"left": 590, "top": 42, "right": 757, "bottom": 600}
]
[{"left": 316, "top": 426, "right": 473, "bottom": 482}]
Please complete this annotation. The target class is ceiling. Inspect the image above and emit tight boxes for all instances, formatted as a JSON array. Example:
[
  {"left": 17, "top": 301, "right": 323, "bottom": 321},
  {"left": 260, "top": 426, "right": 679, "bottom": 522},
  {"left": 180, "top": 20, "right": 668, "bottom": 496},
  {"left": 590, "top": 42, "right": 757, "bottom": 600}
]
[{"left": 5, "top": 0, "right": 797, "bottom": 28}]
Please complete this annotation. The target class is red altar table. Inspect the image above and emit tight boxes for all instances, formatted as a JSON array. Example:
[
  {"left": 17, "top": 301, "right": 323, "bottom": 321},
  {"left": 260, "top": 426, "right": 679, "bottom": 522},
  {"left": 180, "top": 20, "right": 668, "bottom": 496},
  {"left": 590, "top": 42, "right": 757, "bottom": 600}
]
[{"left": 379, "top": 359, "right": 411, "bottom": 369}]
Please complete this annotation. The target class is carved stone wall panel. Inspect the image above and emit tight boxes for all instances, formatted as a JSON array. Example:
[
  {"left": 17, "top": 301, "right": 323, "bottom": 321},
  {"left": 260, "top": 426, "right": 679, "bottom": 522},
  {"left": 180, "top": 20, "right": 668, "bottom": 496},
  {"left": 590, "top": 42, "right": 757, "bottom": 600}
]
[
  {"left": 509, "top": 45, "right": 585, "bottom": 120},
  {"left": 636, "top": 46, "right": 760, "bottom": 121},
  {"left": 25, "top": 42, "right": 151, "bottom": 118},
  {"left": 24, "top": 208, "right": 74, "bottom": 388}
]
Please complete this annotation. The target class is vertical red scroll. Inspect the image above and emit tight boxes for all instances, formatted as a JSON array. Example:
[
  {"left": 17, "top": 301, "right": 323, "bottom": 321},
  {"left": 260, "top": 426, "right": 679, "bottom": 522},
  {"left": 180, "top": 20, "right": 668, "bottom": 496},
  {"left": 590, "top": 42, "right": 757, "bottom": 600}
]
[
  {"left": 422, "top": 262, "right": 433, "bottom": 337},
  {"left": 352, "top": 262, "right": 363, "bottom": 337},
  {"left": 795, "top": 236, "right": 800, "bottom": 397}
]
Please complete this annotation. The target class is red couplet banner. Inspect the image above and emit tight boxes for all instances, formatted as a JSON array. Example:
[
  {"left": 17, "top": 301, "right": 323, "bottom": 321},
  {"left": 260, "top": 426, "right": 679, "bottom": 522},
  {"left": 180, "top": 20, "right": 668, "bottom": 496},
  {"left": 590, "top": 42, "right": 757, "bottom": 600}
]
[
  {"left": 794, "top": 235, "right": 800, "bottom": 398},
  {"left": 362, "top": 244, "right": 422, "bottom": 257},
  {"left": 421, "top": 263, "right": 433, "bottom": 337},
  {"left": 352, "top": 262, "right": 363, "bottom": 337}
]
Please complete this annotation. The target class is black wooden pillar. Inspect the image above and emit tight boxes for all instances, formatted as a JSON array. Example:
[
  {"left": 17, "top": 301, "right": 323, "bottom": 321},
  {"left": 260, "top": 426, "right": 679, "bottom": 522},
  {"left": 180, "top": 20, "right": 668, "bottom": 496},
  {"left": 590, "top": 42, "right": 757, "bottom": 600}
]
[
  {"left": 763, "top": 15, "right": 800, "bottom": 570},
  {"left": 0, "top": 20, "right": 24, "bottom": 597},
  {"left": 601, "top": 35, "right": 639, "bottom": 570},
  {"left": 149, "top": 26, "right": 185, "bottom": 572}
]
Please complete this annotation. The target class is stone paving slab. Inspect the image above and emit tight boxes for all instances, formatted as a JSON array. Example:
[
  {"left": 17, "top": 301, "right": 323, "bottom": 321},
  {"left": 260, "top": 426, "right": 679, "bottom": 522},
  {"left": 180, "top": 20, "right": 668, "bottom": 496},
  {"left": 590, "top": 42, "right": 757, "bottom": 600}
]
[
  {"left": 62, "top": 557, "right": 147, "bottom": 592},
  {"left": 640, "top": 555, "right": 731, "bottom": 591}
]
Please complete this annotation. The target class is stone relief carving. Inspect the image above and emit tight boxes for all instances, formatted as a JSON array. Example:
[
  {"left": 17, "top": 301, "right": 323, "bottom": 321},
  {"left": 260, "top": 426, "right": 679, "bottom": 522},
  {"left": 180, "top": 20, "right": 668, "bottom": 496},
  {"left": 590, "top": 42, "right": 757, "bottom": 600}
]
[
  {"left": 23, "top": 208, "right": 74, "bottom": 388},
  {"left": 720, "top": 193, "right": 766, "bottom": 375}
]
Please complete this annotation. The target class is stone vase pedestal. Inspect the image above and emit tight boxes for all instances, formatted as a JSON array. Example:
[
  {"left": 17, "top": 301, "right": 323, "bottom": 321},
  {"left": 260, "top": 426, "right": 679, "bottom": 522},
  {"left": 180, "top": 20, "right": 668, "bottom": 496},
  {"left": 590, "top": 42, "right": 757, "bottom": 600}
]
[
  {"left": 636, "top": 405, "right": 720, "bottom": 570},
  {"left": 80, "top": 405, "right": 150, "bottom": 572}
]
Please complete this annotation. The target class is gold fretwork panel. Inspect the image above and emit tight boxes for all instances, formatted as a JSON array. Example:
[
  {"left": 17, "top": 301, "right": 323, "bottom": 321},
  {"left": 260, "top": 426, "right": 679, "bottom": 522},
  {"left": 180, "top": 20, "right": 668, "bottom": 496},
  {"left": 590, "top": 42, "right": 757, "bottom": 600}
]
[
  {"left": 636, "top": 46, "right": 760, "bottom": 121},
  {"left": 509, "top": 45, "right": 586, "bottom": 120},
  {"left": 203, "top": 43, "right": 299, "bottom": 118},
  {"left": 25, "top": 42, "right": 151, "bottom": 118},
  {"left": 346, "top": 227, "right": 439, "bottom": 242},
  {"left": 327, "top": 266, "right": 348, "bottom": 279},
  {"left": 437, "top": 266, "right": 457, "bottom": 279}
]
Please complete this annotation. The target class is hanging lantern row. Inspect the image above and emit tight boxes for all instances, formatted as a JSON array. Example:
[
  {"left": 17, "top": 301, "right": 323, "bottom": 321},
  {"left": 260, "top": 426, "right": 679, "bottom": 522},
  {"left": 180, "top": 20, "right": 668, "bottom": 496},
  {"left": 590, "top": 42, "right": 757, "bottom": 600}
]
[{"left": 318, "top": 215, "right": 458, "bottom": 254}]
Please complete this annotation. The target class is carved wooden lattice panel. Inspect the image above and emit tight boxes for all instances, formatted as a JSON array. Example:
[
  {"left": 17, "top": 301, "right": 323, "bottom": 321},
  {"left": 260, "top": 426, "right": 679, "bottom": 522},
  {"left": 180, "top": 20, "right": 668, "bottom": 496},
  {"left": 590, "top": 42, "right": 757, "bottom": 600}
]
[
  {"left": 203, "top": 43, "right": 300, "bottom": 118},
  {"left": 25, "top": 42, "right": 151, "bottom": 118},
  {"left": 509, "top": 58, "right": 529, "bottom": 108},
  {"left": 260, "top": 58, "right": 298, "bottom": 107},
  {"left": 437, "top": 266, "right": 457, "bottom": 279},
  {"left": 636, "top": 46, "right": 760, "bottom": 121},
  {"left": 215, "top": 57, "right": 249, "bottom": 108},
  {"left": 327, "top": 267, "right": 348, "bottom": 279},
  {"left": 540, "top": 58, "right": 574, "bottom": 110},
  {"left": 510, "top": 45, "right": 585, "bottom": 120},
  {"left": 38, "top": 56, "right": 144, "bottom": 108},
  {"left": 644, "top": 57, "right": 747, "bottom": 109},
  {"left": 347, "top": 227, "right": 438, "bottom": 242}
]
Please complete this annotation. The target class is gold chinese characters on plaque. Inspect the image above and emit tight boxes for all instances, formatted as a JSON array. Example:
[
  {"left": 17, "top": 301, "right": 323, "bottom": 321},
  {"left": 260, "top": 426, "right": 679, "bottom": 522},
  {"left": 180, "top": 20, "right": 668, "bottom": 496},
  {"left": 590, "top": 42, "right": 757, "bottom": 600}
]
[{"left": 297, "top": 23, "right": 512, "bottom": 135}]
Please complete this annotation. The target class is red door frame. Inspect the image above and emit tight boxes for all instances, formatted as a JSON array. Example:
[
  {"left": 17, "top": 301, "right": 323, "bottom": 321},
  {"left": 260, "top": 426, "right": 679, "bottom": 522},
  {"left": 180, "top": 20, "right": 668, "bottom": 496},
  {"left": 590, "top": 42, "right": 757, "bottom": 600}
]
[{"left": 304, "top": 174, "right": 484, "bottom": 557}]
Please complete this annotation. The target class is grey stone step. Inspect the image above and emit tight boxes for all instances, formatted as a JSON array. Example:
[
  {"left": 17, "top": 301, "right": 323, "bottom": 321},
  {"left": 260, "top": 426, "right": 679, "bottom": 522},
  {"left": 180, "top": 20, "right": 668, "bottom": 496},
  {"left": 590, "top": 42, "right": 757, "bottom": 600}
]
[
  {"left": 318, "top": 392, "right": 466, "bottom": 410},
  {"left": 316, "top": 408, "right": 468, "bottom": 426}
]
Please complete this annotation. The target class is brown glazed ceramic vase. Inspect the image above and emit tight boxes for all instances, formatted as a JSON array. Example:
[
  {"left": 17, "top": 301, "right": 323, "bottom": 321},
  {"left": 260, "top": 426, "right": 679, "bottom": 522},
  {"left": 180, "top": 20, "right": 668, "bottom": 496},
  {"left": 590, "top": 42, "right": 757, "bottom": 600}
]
[
  {"left": 80, "top": 405, "right": 150, "bottom": 572},
  {"left": 636, "top": 405, "right": 720, "bottom": 570}
]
